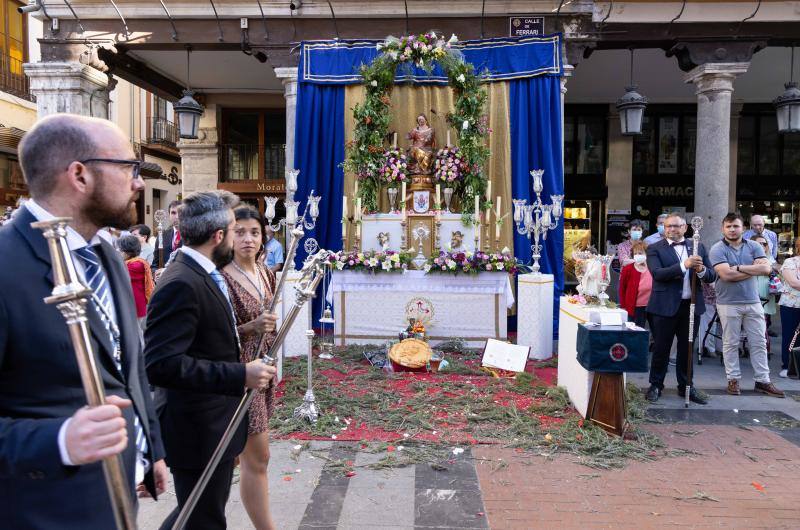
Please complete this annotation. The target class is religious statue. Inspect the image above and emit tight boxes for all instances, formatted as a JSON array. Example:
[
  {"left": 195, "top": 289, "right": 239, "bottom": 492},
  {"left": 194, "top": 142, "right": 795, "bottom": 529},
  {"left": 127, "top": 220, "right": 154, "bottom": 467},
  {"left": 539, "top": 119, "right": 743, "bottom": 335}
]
[
  {"left": 450, "top": 230, "right": 464, "bottom": 251},
  {"left": 406, "top": 113, "right": 435, "bottom": 175},
  {"left": 377, "top": 231, "right": 391, "bottom": 249}
]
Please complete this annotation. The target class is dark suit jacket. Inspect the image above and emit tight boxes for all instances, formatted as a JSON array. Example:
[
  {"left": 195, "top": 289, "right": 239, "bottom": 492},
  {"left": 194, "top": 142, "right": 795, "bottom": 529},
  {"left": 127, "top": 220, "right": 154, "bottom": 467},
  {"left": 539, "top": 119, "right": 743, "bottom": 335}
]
[
  {"left": 0, "top": 207, "right": 165, "bottom": 529},
  {"left": 158, "top": 227, "right": 182, "bottom": 266},
  {"left": 645, "top": 237, "right": 717, "bottom": 318},
  {"left": 144, "top": 251, "right": 247, "bottom": 470}
]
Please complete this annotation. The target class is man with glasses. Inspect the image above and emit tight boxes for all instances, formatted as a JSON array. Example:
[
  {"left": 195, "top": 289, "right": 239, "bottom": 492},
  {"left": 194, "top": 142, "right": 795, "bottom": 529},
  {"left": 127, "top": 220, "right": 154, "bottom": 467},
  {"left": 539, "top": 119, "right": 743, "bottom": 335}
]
[
  {"left": 743, "top": 214, "right": 778, "bottom": 260},
  {"left": 644, "top": 213, "right": 716, "bottom": 403},
  {"left": 0, "top": 114, "right": 167, "bottom": 527},
  {"left": 709, "top": 213, "right": 784, "bottom": 397}
]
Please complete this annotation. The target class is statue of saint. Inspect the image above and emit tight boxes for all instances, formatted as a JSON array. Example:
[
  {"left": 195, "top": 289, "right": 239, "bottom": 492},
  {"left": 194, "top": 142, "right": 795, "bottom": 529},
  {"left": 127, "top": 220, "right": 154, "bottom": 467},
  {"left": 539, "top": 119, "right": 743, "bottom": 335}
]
[{"left": 406, "top": 114, "right": 435, "bottom": 175}]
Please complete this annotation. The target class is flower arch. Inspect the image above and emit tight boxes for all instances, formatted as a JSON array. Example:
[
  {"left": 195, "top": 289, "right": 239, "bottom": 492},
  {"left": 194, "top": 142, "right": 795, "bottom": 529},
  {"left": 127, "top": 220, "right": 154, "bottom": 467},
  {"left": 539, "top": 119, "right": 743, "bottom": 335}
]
[{"left": 342, "top": 33, "right": 491, "bottom": 217}]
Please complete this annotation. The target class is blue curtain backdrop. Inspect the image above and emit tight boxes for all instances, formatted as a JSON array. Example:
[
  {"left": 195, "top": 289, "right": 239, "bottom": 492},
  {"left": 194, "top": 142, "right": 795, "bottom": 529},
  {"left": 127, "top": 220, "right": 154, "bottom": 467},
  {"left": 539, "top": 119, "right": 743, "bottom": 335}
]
[
  {"left": 292, "top": 34, "right": 563, "bottom": 331},
  {"left": 510, "top": 76, "right": 564, "bottom": 337}
]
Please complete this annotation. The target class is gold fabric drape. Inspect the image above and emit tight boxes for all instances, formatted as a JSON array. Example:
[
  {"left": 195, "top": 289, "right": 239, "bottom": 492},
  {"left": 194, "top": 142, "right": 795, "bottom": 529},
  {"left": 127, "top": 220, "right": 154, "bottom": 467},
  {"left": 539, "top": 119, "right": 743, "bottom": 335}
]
[{"left": 343, "top": 82, "right": 513, "bottom": 252}]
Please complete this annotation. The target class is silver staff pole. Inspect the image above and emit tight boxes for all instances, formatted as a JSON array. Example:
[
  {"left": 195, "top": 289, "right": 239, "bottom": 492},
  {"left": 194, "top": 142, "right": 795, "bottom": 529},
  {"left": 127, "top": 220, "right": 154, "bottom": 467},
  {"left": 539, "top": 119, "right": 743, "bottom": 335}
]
[
  {"left": 686, "top": 216, "right": 703, "bottom": 408},
  {"left": 171, "top": 250, "right": 330, "bottom": 530}
]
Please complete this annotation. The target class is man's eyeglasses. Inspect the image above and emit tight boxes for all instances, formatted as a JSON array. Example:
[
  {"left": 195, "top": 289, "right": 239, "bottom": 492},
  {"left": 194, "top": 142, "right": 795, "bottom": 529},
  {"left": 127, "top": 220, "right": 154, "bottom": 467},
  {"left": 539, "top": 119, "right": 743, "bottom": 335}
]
[
  {"left": 80, "top": 158, "right": 142, "bottom": 180},
  {"left": 665, "top": 224, "right": 685, "bottom": 229}
]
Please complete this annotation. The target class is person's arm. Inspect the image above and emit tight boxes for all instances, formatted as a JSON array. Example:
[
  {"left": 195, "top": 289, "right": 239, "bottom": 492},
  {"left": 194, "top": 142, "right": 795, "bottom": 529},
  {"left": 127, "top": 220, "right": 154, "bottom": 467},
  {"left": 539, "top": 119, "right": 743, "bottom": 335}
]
[
  {"left": 646, "top": 246, "right": 684, "bottom": 282},
  {"left": 714, "top": 262, "right": 752, "bottom": 282},
  {"left": 781, "top": 259, "right": 800, "bottom": 290},
  {"left": 144, "top": 278, "right": 246, "bottom": 396}
]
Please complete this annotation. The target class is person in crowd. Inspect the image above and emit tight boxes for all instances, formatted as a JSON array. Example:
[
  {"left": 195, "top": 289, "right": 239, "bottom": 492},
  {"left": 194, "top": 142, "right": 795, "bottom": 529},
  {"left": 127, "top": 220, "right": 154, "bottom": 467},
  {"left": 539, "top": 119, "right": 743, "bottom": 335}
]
[
  {"left": 618, "top": 240, "right": 652, "bottom": 328},
  {"left": 709, "top": 213, "right": 784, "bottom": 397},
  {"left": 751, "top": 235, "right": 778, "bottom": 316},
  {"left": 145, "top": 191, "right": 276, "bottom": 530},
  {"left": 743, "top": 214, "right": 778, "bottom": 260},
  {"left": 130, "top": 223, "right": 155, "bottom": 266},
  {"left": 644, "top": 213, "right": 668, "bottom": 245},
  {"left": 698, "top": 282, "right": 722, "bottom": 358},
  {"left": 118, "top": 234, "right": 155, "bottom": 330},
  {"left": 778, "top": 237, "right": 800, "bottom": 378},
  {"left": 263, "top": 226, "right": 285, "bottom": 274},
  {"left": 160, "top": 199, "right": 182, "bottom": 264},
  {"left": 616, "top": 219, "right": 644, "bottom": 267},
  {"left": 221, "top": 206, "right": 279, "bottom": 530},
  {"left": 0, "top": 114, "right": 166, "bottom": 528},
  {"left": 644, "top": 213, "right": 716, "bottom": 404}
]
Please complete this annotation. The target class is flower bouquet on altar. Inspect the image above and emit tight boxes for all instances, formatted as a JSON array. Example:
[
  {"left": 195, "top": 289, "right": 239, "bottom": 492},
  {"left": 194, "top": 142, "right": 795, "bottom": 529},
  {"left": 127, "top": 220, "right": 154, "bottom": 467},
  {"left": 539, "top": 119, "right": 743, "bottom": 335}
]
[
  {"left": 433, "top": 146, "right": 467, "bottom": 185},
  {"left": 380, "top": 149, "right": 408, "bottom": 187},
  {"left": 329, "top": 249, "right": 412, "bottom": 274},
  {"left": 423, "top": 249, "right": 518, "bottom": 276}
]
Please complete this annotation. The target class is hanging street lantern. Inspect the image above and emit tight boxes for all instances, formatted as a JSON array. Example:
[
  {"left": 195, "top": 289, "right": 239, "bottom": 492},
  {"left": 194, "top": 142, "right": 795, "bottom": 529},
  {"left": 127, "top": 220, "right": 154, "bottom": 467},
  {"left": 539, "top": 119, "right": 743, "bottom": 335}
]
[
  {"left": 774, "top": 47, "right": 800, "bottom": 134},
  {"left": 175, "top": 46, "right": 204, "bottom": 139},
  {"left": 616, "top": 49, "right": 648, "bottom": 136}
]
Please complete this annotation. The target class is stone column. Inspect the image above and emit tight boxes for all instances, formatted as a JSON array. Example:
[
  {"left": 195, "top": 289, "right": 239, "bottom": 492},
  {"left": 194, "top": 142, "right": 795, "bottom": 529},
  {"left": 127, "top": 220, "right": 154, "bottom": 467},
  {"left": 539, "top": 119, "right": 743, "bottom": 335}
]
[
  {"left": 729, "top": 103, "right": 744, "bottom": 211},
  {"left": 178, "top": 127, "right": 219, "bottom": 197},
  {"left": 684, "top": 62, "right": 749, "bottom": 249},
  {"left": 274, "top": 67, "right": 298, "bottom": 175},
  {"left": 24, "top": 62, "right": 111, "bottom": 118}
]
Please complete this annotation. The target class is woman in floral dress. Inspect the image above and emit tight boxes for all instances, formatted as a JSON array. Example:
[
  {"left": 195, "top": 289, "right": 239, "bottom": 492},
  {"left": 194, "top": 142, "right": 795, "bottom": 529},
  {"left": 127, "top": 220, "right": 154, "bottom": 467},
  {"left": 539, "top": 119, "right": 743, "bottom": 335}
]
[{"left": 222, "top": 205, "right": 278, "bottom": 530}]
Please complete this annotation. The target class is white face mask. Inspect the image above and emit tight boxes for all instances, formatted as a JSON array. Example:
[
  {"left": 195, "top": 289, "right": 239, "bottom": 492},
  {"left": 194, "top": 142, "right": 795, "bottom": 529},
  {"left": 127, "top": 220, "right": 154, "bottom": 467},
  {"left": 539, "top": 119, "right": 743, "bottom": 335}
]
[
  {"left": 633, "top": 254, "right": 647, "bottom": 264},
  {"left": 630, "top": 230, "right": 642, "bottom": 241}
]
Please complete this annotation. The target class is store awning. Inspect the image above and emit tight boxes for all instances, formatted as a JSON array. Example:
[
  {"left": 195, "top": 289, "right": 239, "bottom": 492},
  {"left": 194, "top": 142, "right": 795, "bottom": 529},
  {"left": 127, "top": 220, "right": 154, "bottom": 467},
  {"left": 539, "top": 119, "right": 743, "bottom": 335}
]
[
  {"left": 0, "top": 126, "right": 26, "bottom": 154},
  {"left": 140, "top": 161, "right": 163, "bottom": 178}
]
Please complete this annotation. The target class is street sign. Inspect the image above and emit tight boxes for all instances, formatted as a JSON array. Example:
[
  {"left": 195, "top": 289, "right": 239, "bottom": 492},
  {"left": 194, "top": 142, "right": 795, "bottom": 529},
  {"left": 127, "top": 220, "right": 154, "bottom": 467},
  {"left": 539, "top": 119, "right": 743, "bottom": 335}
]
[{"left": 509, "top": 16, "right": 545, "bottom": 37}]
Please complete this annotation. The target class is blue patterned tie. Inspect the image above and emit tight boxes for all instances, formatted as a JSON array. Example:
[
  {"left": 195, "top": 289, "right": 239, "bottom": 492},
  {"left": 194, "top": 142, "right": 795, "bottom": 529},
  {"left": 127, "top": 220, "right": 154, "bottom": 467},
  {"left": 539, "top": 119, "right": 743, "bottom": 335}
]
[
  {"left": 74, "top": 246, "right": 148, "bottom": 463},
  {"left": 210, "top": 269, "right": 241, "bottom": 348}
]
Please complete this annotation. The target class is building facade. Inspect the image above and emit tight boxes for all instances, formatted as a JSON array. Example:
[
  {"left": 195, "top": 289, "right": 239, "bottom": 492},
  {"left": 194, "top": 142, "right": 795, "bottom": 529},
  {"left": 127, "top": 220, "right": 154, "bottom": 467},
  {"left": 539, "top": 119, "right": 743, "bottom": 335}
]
[{"left": 18, "top": 0, "right": 800, "bottom": 262}]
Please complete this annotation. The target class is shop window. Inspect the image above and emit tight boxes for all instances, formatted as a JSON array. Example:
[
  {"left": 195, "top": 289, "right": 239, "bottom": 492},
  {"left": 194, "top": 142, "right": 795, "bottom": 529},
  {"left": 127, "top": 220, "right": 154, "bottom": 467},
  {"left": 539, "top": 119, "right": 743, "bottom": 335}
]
[
  {"left": 737, "top": 107, "right": 800, "bottom": 178},
  {"left": 632, "top": 110, "right": 697, "bottom": 177},
  {"left": 632, "top": 115, "right": 656, "bottom": 175},
  {"left": 681, "top": 116, "right": 696, "bottom": 174},
  {"left": 758, "top": 116, "right": 779, "bottom": 176},
  {"left": 737, "top": 115, "right": 756, "bottom": 175},
  {"left": 784, "top": 132, "right": 800, "bottom": 177},
  {"left": 221, "top": 109, "right": 286, "bottom": 181}
]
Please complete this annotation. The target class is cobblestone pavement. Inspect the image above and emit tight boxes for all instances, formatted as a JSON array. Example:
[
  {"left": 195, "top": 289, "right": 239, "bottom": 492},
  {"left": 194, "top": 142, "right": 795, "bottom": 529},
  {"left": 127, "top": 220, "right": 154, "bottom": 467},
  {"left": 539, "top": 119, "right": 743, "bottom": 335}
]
[{"left": 139, "top": 324, "right": 800, "bottom": 529}]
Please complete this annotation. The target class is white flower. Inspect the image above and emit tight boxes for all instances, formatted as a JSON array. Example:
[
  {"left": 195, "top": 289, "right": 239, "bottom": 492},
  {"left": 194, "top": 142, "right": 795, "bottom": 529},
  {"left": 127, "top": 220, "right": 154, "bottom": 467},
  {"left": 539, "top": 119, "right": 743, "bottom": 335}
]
[
  {"left": 335, "top": 261, "right": 345, "bottom": 270},
  {"left": 446, "top": 259, "right": 457, "bottom": 269},
  {"left": 430, "top": 31, "right": 437, "bottom": 39},
  {"left": 501, "top": 246, "right": 511, "bottom": 255},
  {"left": 371, "top": 80, "right": 378, "bottom": 87},
  {"left": 423, "top": 264, "right": 432, "bottom": 273},
  {"left": 382, "top": 260, "right": 391, "bottom": 271},
  {"left": 456, "top": 74, "right": 466, "bottom": 83},
  {"left": 418, "top": 59, "right": 424, "bottom": 68},
  {"left": 388, "top": 51, "right": 398, "bottom": 60},
  {"left": 462, "top": 120, "right": 469, "bottom": 130},
  {"left": 495, "top": 262, "right": 504, "bottom": 270},
  {"left": 368, "top": 257, "right": 379, "bottom": 267},
  {"left": 448, "top": 34, "right": 458, "bottom": 44}
]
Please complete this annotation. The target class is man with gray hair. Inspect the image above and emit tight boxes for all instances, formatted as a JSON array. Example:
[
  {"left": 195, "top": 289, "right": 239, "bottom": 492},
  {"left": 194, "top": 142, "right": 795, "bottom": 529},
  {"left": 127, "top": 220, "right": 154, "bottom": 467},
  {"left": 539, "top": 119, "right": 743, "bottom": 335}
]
[
  {"left": 743, "top": 214, "right": 778, "bottom": 259},
  {"left": 644, "top": 213, "right": 668, "bottom": 245},
  {"left": 0, "top": 113, "right": 167, "bottom": 527},
  {"left": 145, "top": 190, "right": 277, "bottom": 529}
]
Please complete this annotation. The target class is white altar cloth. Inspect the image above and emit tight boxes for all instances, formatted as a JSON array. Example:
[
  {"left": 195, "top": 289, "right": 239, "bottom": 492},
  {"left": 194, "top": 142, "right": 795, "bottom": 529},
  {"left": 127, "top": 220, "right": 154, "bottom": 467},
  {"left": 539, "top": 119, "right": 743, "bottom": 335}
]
[
  {"left": 516, "top": 273, "right": 554, "bottom": 360},
  {"left": 328, "top": 270, "right": 514, "bottom": 346},
  {"left": 557, "top": 297, "right": 628, "bottom": 418}
]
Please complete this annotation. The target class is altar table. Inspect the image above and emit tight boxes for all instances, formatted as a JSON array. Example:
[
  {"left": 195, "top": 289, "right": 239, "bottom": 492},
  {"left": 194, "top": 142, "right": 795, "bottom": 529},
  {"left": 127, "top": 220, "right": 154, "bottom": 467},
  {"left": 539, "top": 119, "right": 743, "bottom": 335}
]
[
  {"left": 557, "top": 297, "right": 628, "bottom": 418},
  {"left": 328, "top": 270, "right": 514, "bottom": 347}
]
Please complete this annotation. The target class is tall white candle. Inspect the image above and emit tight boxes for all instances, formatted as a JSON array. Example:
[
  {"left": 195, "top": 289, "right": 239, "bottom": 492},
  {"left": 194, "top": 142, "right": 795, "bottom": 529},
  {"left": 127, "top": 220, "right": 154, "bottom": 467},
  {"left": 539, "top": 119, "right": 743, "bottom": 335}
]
[
  {"left": 495, "top": 196, "right": 502, "bottom": 240},
  {"left": 393, "top": 132, "right": 397, "bottom": 149},
  {"left": 446, "top": 130, "right": 451, "bottom": 148},
  {"left": 474, "top": 194, "right": 480, "bottom": 219},
  {"left": 435, "top": 184, "right": 441, "bottom": 208},
  {"left": 355, "top": 197, "right": 361, "bottom": 221},
  {"left": 342, "top": 217, "right": 347, "bottom": 238},
  {"left": 354, "top": 180, "right": 359, "bottom": 197},
  {"left": 342, "top": 196, "right": 348, "bottom": 219},
  {"left": 401, "top": 182, "right": 406, "bottom": 213},
  {"left": 486, "top": 181, "right": 492, "bottom": 201}
]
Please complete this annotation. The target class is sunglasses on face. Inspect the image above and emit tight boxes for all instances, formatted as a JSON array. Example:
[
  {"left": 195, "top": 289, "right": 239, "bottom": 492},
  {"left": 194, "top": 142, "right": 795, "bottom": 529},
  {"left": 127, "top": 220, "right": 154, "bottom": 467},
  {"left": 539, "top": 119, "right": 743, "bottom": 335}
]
[{"left": 79, "top": 158, "right": 142, "bottom": 180}]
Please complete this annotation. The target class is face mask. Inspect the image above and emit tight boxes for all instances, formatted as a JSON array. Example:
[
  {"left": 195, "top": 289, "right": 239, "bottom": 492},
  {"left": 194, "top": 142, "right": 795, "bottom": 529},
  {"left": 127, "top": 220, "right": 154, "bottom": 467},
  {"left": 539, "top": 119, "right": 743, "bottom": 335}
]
[
  {"left": 634, "top": 254, "right": 647, "bottom": 264},
  {"left": 657, "top": 225, "right": 665, "bottom": 235},
  {"left": 630, "top": 230, "right": 642, "bottom": 241}
]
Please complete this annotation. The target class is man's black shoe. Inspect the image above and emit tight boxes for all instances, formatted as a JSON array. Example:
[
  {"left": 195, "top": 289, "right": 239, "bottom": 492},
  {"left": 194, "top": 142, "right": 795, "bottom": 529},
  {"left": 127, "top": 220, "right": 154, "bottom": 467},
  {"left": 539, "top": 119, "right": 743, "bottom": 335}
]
[
  {"left": 678, "top": 386, "right": 709, "bottom": 405},
  {"left": 645, "top": 385, "right": 661, "bottom": 402}
]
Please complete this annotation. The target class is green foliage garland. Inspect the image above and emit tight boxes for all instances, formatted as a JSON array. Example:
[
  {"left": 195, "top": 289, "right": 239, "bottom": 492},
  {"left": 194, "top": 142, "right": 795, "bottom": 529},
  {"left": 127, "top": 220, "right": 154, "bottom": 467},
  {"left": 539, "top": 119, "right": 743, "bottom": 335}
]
[{"left": 342, "top": 32, "right": 490, "bottom": 216}]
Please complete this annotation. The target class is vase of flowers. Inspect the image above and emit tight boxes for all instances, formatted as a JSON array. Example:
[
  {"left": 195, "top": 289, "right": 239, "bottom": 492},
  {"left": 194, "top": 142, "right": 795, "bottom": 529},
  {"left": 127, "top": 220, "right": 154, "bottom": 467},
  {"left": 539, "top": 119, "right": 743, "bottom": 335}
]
[{"left": 434, "top": 146, "right": 467, "bottom": 186}]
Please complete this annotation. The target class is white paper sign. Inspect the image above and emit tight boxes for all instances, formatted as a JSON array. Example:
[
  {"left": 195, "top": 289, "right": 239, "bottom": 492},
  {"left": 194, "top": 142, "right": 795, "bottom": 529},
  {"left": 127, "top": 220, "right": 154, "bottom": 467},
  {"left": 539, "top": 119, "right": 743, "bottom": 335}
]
[{"left": 481, "top": 338, "right": 531, "bottom": 372}]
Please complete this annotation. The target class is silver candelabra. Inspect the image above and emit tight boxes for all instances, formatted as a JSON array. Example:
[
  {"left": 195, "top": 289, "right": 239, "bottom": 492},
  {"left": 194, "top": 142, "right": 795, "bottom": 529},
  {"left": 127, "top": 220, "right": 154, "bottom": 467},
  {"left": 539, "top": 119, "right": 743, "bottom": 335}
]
[
  {"left": 293, "top": 329, "right": 320, "bottom": 424},
  {"left": 513, "top": 169, "right": 564, "bottom": 274},
  {"left": 264, "top": 169, "right": 322, "bottom": 272}
]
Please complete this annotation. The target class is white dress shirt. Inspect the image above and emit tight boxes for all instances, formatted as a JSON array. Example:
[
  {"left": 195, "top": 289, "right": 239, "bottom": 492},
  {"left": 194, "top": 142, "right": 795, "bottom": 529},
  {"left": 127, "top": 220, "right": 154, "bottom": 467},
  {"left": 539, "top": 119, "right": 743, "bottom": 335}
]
[{"left": 670, "top": 237, "right": 706, "bottom": 299}]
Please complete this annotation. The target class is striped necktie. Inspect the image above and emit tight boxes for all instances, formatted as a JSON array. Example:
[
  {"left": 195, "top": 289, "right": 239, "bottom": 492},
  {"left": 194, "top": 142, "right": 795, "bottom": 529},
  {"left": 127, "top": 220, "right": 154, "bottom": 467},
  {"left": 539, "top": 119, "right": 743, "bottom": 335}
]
[
  {"left": 209, "top": 269, "right": 241, "bottom": 349},
  {"left": 74, "top": 245, "right": 149, "bottom": 465}
]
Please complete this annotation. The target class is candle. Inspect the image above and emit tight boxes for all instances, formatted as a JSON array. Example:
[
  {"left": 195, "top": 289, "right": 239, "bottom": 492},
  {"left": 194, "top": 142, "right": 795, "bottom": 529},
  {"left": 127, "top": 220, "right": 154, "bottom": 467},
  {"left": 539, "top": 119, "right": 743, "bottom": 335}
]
[
  {"left": 435, "top": 184, "right": 441, "bottom": 208},
  {"left": 342, "top": 217, "right": 347, "bottom": 238},
  {"left": 401, "top": 182, "right": 406, "bottom": 213},
  {"left": 495, "top": 196, "right": 502, "bottom": 240},
  {"left": 446, "top": 130, "right": 451, "bottom": 147},
  {"left": 474, "top": 194, "right": 480, "bottom": 219},
  {"left": 354, "top": 180, "right": 359, "bottom": 197},
  {"left": 393, "top": 132, "right": 397, "bottom": 149},
  {"left": 496, "top": 196, "right": 502, "bottom": 218},
  {"left": 355, "top": 197, "right": 361, "bottom": 221},
  {"left": 356, "top": 221, "right": 361, "bottom": 241},
  {"left": 486, "top": 181, "right": 492, "bottom": 201}
]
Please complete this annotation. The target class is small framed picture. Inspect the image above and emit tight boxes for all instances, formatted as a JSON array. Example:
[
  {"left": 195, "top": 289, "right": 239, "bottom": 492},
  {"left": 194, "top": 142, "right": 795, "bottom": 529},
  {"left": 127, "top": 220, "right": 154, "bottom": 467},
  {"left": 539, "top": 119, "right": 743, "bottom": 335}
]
[{"left": 413, "top": 190, "right": 430, "bottom": 214}]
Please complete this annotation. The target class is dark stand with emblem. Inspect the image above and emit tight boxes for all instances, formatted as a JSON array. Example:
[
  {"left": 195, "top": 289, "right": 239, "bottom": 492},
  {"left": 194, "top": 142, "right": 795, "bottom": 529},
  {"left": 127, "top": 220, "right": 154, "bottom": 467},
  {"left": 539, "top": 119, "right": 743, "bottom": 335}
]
[{"left": 577, "top": 324, "right": 650, "bottom": 436}]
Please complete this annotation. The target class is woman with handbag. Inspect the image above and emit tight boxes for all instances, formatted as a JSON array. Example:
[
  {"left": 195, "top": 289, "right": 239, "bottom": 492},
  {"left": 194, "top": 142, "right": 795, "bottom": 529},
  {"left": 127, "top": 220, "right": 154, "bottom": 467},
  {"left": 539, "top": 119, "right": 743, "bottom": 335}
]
[{"left": 778, "top": 237, "right": 800, "bottom": 378}]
